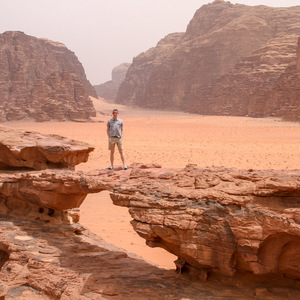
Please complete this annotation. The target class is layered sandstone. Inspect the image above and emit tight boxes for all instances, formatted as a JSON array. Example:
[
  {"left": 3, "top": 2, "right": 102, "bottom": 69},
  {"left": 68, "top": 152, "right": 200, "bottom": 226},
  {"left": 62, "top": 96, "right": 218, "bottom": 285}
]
[
  {"left": 116, "top": 0, "right": 300, "bottom": 121},
  {"left": 0, "top": 31, "right": 97, "bottom": 122},
  {"left": 0, "top": 215, "right": 264, "bottom": 299},
  {"left": 0, "top": 126, "right": 94, "bottom": 170},
  {"left": 262, "top": 36, "right": 300, "bottom": 121},
  {"left": 94, "top": 63, "right": 130, "bottom": 102},
  {"left": 1, "top": 164, "right": 300, "bottom": 298},
  {"left": 0, "top": 167, "right": 266, "bottom": 298},
  {"left": 111, "top": 164, "right": 300, "bottom": 282},
  {"left": 1, "top": 127, "right": 300, "bottom": 298},
  {"left": 2, "top": 149, "right": 300, "bottom": 282},
  {"left": 189, "top": 34, "right": 300, "bottom": 118}
]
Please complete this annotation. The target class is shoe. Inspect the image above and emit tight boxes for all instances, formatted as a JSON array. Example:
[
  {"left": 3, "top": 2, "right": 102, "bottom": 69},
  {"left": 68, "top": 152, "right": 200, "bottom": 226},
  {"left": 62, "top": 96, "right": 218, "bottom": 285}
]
[
  {"left": 108, "top": 166, "right": 114, "bottom": 170},
  {"left": 123, "top": 165, "right": 128, "bottom": 170}
]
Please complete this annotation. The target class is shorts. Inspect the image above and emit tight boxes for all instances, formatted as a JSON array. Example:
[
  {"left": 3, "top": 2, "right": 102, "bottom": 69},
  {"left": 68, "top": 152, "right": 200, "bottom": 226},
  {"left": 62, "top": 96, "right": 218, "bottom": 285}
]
[{"left": 108, "top": 137, "right": 123, "bottom": 151}]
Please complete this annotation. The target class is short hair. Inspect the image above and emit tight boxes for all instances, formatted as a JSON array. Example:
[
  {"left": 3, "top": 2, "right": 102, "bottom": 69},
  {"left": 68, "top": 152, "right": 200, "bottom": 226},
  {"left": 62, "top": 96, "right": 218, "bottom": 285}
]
[{"left": 112, "top": 109, "right": 119, "bottom": 113}]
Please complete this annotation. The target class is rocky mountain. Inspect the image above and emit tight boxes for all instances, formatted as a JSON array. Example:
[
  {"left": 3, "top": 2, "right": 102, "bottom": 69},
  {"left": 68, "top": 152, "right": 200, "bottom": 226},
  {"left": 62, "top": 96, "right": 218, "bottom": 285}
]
[
  {"left": 94, "top": 63, "right": 130, "bottom": 102},
  {"left": 116, "top": 0, "right": 300, "bottom": 121},
  {"left": 0, "top": 31, "right": 97, "bottom": 122}
]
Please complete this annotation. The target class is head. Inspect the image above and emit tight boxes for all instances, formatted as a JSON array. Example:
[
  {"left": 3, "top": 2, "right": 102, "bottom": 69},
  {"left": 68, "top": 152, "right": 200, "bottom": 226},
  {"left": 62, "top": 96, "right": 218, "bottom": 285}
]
[{"left": 112, "top": 109, "right": 119, "bottom": 118}]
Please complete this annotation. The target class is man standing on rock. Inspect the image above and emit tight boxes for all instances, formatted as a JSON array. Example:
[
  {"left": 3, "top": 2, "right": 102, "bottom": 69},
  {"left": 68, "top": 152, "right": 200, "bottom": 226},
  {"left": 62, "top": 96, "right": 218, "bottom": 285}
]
[{"left": 107, "top": 109, "right": 127, "bottom": 170}]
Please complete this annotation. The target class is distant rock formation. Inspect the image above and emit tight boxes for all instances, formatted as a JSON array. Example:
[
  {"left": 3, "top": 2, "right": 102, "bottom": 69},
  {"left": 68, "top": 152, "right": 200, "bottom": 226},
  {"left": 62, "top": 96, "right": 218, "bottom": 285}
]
[
  {"left": 94, "top": 63, "right": 130, "bottom": 101},
  {"left": 116, "top": 0, "right": 300, "bottom": 121},
  {"left": 0, "top": 31, "right": 97, "bottom": 122},
  {"left": 190, "top": 34, "right": 300, "bottom": 120},
  {"left": 1, "top": 127, "right": 300, "bottom": 298},
  {"left": 261, "top": 37, "right": 300, "bottom": 121}
]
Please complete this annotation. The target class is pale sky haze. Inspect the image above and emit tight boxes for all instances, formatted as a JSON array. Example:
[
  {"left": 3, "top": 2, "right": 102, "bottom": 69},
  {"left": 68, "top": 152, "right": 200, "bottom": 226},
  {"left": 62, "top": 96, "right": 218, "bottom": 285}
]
[{"left": 0, "top": 0, "right": 299, "bottom": 85}]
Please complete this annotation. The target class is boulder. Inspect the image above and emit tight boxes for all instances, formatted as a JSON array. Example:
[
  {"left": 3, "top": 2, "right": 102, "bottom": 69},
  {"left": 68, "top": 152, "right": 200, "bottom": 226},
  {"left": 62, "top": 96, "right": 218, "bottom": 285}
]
[{"left": 0, "top": 126, "right": 94, "bottom": 170}]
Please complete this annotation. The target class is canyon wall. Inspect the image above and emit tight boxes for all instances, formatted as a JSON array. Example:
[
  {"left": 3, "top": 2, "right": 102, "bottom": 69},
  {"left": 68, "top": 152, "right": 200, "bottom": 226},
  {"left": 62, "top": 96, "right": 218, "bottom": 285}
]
[
  {"left": 0, "top": 31, "right": 97, "bottom": 122},
  {"left": 116, "top": 0, "right": 300, "bottom": 120}
]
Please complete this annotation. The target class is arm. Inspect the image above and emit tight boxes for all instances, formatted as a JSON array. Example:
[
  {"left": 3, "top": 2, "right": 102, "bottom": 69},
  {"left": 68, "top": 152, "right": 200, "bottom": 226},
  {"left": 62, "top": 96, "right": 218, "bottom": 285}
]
[
  {"left": 107, "top": 125, "right": 110, "bottom": 137},
  {"left": 120, "top": 119, "right": 124, "bottom": 137}
]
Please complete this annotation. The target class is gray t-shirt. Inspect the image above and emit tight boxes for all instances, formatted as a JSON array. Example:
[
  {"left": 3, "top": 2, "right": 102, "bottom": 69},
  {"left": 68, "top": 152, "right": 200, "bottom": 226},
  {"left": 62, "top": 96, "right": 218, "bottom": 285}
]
[{"left": 107, "top": 118, "right": 123, "bottom": 137}]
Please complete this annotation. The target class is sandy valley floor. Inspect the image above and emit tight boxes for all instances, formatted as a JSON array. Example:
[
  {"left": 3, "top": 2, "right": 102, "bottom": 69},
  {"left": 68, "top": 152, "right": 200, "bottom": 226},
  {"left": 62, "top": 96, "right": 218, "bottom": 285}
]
[{"left": 6, "top": 98, "right": 300, "bottom": 269}]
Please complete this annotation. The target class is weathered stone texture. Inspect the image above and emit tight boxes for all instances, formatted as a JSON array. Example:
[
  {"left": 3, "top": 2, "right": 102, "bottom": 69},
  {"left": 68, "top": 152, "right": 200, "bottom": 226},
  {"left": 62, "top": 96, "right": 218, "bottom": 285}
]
[
  {"left": 5, "top": 156, "right": 299, "bottom": 282},
  {"left": 0, "top": 169, "right": 268, "bottom": 299},
  {"left": 109, "top": 164, "right": 300, "bottom": 282},
  {"left": 0, "top": 126, "right": 94, "bottom": 170},
  {"left": 116, "top": 0, "right": 300, "bottom": 121},
  {"left": 1, "top": 163, "right": 300, "bottom": 298},
  {"left": 190, "top": 34, "right": 300, "bottom": 118},
  {"left": 0, "top": 31, "right": 97, "bottom": 122},
  {"left": 0, "top": 128, "right": 300, "bottom": 298},
  {"left": 2, "top": 215, "right": 271, "bottom": 300}
]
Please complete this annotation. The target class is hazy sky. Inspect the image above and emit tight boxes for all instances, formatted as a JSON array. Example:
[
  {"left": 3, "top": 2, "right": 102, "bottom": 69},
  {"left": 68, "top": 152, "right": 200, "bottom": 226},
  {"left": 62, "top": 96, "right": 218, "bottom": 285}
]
[{"left": 0, "top": 0, "right": 299, "bottom": 85}]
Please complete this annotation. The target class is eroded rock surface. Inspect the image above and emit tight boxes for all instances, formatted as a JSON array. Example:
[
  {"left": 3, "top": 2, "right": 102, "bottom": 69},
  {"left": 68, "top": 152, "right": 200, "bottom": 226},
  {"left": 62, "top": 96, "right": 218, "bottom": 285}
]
[
  {"left": 2, "top": 162, "right": 300, "bottom": 281},
  {"left": 0, "top": 157, "right": 264, "bottom": 300},
  {"left": 0, "top": 31, "right": 96, "bottom": 122},
  {"left": 1, "top": 165, "right": 300, "bottom": 299},
  {"left": 0, "top": 126, "right": 94, "bottom": 170},
  {"left": 110, "top": 165, "right": 300, "bottom": 283},
  {"left": 0, "top": 128, "right": 299, "bottom": 298},
  {"left": 2, "top": 215, "right": 272, "bottom": 300}
]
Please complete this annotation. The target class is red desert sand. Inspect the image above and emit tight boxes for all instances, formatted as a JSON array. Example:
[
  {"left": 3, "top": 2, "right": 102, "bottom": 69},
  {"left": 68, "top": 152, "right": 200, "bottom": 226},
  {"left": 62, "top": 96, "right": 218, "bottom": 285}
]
[{"left": 6, "top": 97, "right": 300, "bottom": 269}]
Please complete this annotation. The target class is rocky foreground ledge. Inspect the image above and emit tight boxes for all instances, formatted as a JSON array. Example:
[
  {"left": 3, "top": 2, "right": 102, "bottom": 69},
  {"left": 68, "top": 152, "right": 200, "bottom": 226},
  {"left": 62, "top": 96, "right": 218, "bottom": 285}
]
[
  {"left": 110, "top": 165, "right": 300, "bottom": 279},
  {"left": 0, "top": 165, "right": 300, "bottom": 298},
  {"left": 0, "top": 127, "right": 300, "bottom": 298},
  {"left": 0, "top": 126, "right": 94, "bottom": 170}
]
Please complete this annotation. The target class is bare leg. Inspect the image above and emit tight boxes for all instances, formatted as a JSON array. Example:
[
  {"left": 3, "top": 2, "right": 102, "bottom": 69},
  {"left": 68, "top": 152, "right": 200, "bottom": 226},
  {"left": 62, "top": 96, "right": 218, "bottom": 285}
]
[
  {"left": 110, "top": 150, "right": 114, "bottom": 167},
  {"left": 119, "top": 149, "right": 125, "bottom": 166}
]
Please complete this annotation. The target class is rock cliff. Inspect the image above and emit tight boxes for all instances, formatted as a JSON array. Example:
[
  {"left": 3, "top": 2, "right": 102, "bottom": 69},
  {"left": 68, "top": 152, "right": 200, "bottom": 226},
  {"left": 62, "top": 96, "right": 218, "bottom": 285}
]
[
  {"left": 0, "top": 31, "right": 97, "bottom": 122},
  {"left": 94, "top": 63, "right": 130, "bottom": 102},
  {"left": 261, "top": 36, "right": 300, "bottom": 121},
  {"left": 1, "top": 127, "right": 300, "bottom": 298},
  {"left": 116, "top": 0, "right": 300, "bottom": 121}
]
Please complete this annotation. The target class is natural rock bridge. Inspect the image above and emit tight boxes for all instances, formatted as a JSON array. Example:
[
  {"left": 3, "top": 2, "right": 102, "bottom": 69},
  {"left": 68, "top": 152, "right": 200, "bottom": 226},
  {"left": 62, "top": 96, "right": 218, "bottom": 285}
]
[{"left": 0, "top": 125, "right": 299, "bottom": 299}]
